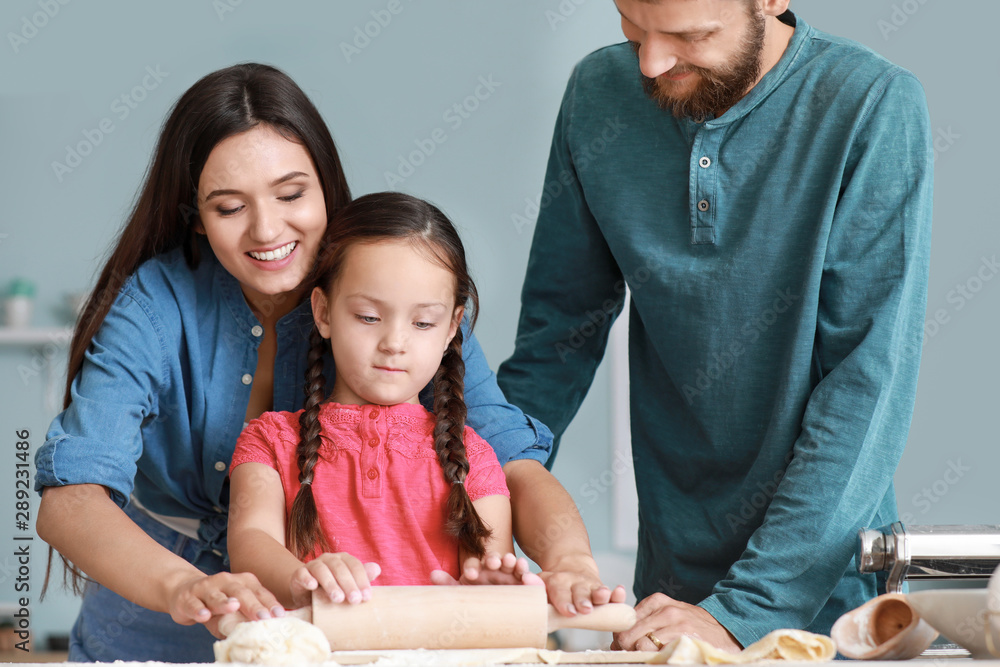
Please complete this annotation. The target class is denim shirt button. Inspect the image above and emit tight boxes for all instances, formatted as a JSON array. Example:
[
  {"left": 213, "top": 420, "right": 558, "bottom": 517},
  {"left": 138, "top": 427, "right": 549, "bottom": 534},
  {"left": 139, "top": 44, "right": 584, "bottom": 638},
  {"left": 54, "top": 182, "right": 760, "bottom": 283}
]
[
  {"left": 214, "top": 461, "right": 226, "bottom": 472},
  {"left": 251, "top": 325, "right": 263, "bottom": 337},
  {"left": 699, "top": 156, "right": 711, "bottom": 168},
  {"left": 698, "top": 199, "right": 710, "bottom": 212},
  {"left": 241, "top": 373, "right": 253, "bottom": 385}
]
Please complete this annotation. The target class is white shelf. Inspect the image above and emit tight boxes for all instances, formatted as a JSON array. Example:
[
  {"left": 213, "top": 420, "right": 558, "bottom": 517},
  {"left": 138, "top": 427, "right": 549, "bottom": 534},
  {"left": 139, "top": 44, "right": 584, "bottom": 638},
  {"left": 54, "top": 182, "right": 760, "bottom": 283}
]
[
  {"left": 0, "top": 327, "right": 74, "bottom": 345},
  {"left": 0, "top": 327, "right": 75, "bottom": 414}
]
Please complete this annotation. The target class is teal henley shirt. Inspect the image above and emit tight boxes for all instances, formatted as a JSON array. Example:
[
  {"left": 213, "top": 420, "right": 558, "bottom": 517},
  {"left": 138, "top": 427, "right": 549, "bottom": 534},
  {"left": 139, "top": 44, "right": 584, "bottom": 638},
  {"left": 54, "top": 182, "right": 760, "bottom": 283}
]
[{"left": 497, "top": 14, "right": 933, "bottom": 645}]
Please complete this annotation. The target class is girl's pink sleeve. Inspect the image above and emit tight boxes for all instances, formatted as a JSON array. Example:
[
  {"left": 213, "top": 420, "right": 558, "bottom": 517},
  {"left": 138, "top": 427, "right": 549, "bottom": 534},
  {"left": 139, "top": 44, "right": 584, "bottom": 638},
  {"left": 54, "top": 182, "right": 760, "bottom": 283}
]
[
  {"left": 463, "top": 426, "right": 511, "bottom": 502},
  {"left": 229, "top": 413, "right": 283, "bottom": 474}
]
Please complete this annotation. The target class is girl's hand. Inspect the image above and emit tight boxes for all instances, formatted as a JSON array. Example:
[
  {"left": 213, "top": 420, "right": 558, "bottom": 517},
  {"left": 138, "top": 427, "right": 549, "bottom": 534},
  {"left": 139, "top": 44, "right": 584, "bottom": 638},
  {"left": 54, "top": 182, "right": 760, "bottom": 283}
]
[
  {"left": 431, "top": 552, "right": 545, "bottom": 586},
  {"left": 167, "top": 571, "right": 284, "bottom": 638},
  {"left": 289, "top": 553, "right": 381, "bottom": 608}
]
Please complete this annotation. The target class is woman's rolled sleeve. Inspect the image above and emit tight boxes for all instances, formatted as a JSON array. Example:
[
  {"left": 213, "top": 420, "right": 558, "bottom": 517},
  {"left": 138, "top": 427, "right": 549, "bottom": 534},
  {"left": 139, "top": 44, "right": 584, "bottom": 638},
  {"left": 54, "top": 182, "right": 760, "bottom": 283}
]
[
  {"left": 460, "top": 323, "right": 553, "bottom": 467},
  {"left": 34, "top": 286, "right": 162, "bottom": 508}
]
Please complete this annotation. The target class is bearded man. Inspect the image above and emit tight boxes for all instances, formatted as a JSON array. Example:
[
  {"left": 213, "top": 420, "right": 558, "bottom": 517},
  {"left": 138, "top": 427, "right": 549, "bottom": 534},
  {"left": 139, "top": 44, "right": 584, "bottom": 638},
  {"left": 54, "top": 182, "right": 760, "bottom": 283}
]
[{"left": 497, "top": 0, "right": 933, "bottom": 653}]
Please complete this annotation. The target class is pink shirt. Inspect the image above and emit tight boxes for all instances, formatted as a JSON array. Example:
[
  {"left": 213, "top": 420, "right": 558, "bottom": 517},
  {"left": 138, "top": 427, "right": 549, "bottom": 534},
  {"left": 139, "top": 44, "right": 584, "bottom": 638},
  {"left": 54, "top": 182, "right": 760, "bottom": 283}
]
[{"left": 231, "top": 402, "right": 509, "bottom": 584}]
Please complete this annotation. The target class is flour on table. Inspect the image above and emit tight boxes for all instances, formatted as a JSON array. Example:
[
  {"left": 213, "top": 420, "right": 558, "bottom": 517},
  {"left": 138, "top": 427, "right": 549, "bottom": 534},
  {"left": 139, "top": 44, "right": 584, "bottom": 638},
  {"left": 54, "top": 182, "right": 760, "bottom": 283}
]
[{"left": 214, "top": 616, "right": 331, "bottom": 664}]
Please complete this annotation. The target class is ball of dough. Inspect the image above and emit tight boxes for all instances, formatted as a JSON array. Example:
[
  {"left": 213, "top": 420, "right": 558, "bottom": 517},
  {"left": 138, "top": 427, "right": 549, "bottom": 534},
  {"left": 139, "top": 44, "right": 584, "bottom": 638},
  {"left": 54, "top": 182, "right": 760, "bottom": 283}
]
[{"left": 214, "top": 617, "right": 331, "bottom": 664}]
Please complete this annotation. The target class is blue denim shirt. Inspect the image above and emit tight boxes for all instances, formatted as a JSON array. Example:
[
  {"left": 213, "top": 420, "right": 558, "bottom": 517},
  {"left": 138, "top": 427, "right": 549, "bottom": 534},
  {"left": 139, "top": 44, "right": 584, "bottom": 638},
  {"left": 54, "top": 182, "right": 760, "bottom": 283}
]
[
  {"left": 36, "top": 241, "right": 551, "bottom": 557},
  {"left": 498, "top": 14, "right": 932, "bottom": 645}
]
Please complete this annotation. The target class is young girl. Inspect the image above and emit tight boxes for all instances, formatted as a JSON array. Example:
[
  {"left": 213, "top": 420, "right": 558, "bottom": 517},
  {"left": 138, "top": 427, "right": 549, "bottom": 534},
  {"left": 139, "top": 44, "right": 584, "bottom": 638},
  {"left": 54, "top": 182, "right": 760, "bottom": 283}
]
[{"left": 227, "top": 192, "right": 519, "bottom": 608}]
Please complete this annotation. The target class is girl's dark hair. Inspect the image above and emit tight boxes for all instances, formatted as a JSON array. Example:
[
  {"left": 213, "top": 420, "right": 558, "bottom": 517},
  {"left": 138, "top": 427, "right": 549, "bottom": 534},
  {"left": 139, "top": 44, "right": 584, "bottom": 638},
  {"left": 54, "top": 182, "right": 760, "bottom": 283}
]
[
  {"left": 48, "top": 63, "right": 351, "bottom": 596},
  {"left": 287, "top": 192, "right": 491, "bottom": 561}
]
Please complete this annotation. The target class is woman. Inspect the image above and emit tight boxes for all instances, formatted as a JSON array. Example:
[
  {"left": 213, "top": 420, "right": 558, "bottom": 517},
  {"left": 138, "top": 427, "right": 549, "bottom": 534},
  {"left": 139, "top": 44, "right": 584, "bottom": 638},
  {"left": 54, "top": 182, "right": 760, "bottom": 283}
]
[{"left": 36, "top": 63, "right": 622, "bottom": 663}]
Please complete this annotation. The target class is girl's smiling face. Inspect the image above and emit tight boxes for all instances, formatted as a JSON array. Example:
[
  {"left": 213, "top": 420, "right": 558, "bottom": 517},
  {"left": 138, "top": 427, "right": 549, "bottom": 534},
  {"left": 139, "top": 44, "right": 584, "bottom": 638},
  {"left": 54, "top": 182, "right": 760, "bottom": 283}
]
[
  {"left": 312, "top": 239, "right": 464, "bottom": 407},
  {"left": 197, "top": 125, "right": 327, "bottom": 318}
]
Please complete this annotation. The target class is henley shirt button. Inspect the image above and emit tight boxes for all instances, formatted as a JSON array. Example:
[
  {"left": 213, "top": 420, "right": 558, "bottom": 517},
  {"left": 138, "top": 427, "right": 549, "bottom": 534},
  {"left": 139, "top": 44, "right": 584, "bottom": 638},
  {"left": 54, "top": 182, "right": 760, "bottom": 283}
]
[
  {"left": 698, "top": 199, "right": 710, "bottom": 212},
  {"left": 367, "top": 469, "right": 378, "bottom": 480},
  {"left": 251, "top": 325, "right": 263, "bottom": 337},
  {"left": 369, "top": 409, "right": 380, "bottom": 419},
  {"left": 241, "top": 373, "right": 253, "bottom": 385},
  {"left": 214, "top": 461, "right": 226, "bottom": 472},
  {"left": 368, "top": 438, "right": 378, "bottom": 448},
  {"left": 699, "top": 156, "right": 712, "bottom": 168}
]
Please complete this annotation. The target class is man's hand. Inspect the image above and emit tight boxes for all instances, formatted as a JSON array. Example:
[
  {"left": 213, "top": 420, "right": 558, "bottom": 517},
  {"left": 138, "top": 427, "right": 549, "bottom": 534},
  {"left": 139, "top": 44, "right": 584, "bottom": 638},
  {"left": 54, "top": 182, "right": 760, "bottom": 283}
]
[{"left": 612, "top": 593, "right": 741, "bottom": 653}]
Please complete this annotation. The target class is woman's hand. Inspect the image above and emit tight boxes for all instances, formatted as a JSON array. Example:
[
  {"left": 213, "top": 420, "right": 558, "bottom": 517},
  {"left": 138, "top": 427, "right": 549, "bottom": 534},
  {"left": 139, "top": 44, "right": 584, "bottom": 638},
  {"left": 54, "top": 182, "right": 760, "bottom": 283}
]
[
  {"left": 430, "top": 552, "right": 545, "bottom": 586},
  {"left": 166, "top": 571, "right": 283, "bottom": 638},
  {"left": 289, "top": 553, "right": 381, "bottom": 608},
  {"left": 537, "top": 553, "right": 628, "bottom": 616},
  {"left": 499, "top": 461, "right": 628, "bottom": 614}
]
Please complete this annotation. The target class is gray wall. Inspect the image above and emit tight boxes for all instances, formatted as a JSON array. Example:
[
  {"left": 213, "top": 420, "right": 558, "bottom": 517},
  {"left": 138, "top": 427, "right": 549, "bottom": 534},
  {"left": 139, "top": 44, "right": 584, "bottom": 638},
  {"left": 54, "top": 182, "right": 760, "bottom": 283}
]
[{"left": 0, "top": 0, "right": 996, "bottom": 646}]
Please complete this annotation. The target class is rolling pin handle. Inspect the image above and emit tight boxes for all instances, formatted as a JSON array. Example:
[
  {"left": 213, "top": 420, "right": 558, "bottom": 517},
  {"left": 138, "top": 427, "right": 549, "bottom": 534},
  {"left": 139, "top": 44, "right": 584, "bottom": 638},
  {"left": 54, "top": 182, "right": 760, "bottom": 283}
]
[
  {"left": 547, "top": 603, "right": 637, "bottom": 632},
  {"left": 288, "top": 606, "right": 313, "bottom": 624}
]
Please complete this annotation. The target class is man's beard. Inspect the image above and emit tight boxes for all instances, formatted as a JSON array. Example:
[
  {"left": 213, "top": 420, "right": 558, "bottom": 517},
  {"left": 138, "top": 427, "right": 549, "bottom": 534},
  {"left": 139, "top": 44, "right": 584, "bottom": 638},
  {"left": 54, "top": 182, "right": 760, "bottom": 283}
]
[{"left": 633, "top": 10, "right": 767, "bottom": 121}]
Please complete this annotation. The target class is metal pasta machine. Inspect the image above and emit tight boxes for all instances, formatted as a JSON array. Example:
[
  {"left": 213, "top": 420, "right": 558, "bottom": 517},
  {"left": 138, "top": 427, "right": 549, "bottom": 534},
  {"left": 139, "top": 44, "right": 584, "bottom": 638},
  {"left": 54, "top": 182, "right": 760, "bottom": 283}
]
[{"left": 857, "top": 522, "right": 1000, "bottom": 593}]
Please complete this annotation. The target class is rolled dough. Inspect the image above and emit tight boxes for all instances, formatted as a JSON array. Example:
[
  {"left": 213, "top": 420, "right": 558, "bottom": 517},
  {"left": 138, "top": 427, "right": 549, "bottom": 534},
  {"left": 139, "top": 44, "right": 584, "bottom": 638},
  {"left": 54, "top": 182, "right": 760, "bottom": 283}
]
[{"left": 649, "top": 629, "right": 836, "bottom": 665}]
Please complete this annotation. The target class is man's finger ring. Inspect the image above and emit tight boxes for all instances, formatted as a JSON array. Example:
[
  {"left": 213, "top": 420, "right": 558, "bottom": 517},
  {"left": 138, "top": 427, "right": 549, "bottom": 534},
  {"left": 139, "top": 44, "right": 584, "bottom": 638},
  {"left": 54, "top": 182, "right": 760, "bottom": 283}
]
[{"left": 646, "top": 631, "right": 665, "bottom": 650}]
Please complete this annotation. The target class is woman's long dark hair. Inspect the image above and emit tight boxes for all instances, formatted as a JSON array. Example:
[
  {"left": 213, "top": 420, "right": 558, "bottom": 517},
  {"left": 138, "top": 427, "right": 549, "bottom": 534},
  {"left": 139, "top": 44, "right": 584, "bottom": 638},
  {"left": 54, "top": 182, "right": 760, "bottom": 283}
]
[
  {"left": 47, "top": 63, "right": 352, "bottom": 596},
  {"left": 287, "top": 192, "right": 492, "bottom": 561}
]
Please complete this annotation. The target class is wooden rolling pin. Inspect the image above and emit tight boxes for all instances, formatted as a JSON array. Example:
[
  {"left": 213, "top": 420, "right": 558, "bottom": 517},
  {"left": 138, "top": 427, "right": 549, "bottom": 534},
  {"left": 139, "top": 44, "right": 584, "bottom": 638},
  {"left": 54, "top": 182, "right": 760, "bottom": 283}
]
[{"left": 220, "top": 586, "right": 636, "bottom": 650}]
